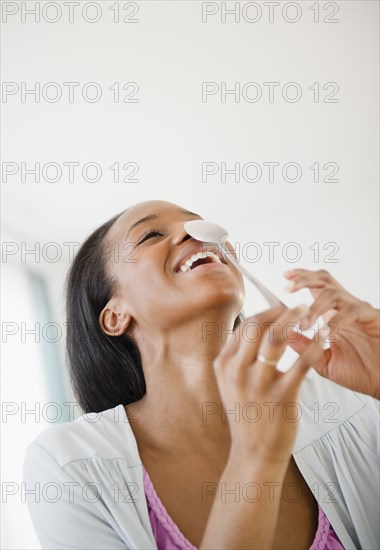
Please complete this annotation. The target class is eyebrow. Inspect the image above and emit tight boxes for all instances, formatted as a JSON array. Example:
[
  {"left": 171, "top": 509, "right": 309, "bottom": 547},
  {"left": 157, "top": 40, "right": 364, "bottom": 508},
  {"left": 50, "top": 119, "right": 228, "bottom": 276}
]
[{"left": 125, "top": 209, "right": 200, "bottom": 240}]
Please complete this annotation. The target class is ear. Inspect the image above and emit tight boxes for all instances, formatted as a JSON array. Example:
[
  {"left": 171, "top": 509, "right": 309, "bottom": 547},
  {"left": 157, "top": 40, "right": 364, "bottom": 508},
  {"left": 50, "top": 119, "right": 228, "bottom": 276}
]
[{"left": 99, "top": 300, "right": 133, "bottom": 337}]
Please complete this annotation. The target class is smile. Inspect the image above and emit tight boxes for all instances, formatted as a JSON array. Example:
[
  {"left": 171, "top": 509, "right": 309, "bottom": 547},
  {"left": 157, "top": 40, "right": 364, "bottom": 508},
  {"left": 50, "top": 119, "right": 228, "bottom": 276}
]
[{"left": 178, "top": 251, "right": 225, "bottom": 273}]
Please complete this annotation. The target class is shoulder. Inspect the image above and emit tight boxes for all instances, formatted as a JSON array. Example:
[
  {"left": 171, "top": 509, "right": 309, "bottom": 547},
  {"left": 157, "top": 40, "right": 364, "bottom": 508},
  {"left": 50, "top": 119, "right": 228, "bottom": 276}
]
[
  {"left": 22, "top": 404, "right": 156, "bottom": 549},
  {"left": 24, "top": 403, "right": 140, "bottom": 469}
]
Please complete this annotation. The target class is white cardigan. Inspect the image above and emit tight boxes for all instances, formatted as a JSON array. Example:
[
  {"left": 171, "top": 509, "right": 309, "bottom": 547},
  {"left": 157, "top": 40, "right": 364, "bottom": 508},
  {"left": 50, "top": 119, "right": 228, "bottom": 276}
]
[{"left": 23, "top": 369, "right": 380, "bottom": 550}]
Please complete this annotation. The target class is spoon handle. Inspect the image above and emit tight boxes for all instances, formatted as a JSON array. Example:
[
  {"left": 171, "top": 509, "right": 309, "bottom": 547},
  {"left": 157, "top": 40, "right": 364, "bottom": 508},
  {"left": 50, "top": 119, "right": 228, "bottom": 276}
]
[{"left": 218, "top": 244, "right": 285, "bottom": 308}]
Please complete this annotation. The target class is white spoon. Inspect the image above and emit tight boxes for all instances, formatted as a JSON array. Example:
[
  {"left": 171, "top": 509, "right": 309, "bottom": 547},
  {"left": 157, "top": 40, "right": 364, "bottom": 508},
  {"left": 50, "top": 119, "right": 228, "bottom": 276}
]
[{"left": 184, "top": 220, "right": 285, "bottom": 308}]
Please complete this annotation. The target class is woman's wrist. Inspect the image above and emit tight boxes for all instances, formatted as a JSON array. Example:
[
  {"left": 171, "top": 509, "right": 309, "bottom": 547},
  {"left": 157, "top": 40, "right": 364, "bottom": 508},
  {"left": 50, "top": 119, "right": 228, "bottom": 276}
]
[
  {"left": 199, "top": 448, "right": 289, "bottom": 549},
  {"left": 227, "top": 446, "right": 291, "bottom": 476}
]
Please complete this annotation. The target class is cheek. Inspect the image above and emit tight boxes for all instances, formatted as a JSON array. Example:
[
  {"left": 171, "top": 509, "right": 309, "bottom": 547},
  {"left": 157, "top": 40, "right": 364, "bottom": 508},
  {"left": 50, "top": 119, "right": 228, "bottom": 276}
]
[{"left": 118, "top": 250, "right": 169, "bottom": 300}]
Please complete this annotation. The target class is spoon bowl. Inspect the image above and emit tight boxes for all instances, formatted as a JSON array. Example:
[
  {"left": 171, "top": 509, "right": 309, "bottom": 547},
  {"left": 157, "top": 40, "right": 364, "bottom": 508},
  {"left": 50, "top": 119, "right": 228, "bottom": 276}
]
[
  {"left": 183, "top": 220, "right": 229, "bottom": 244},
  {"left": 184, "top": 220, "right": 284, "bottom": 308}
]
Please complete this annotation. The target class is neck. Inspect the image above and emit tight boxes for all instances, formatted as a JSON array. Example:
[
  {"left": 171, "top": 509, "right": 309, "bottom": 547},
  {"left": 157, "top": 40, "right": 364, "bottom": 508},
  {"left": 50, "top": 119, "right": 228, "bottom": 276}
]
[{"left": 125, "top": 312, "right": 238, "bottom": 455}]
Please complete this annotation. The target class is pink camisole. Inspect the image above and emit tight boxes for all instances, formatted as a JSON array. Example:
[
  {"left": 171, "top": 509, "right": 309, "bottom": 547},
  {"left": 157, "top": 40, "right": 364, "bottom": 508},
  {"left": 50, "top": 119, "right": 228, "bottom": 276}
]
[{"left": 142, "top": 464, "right": 345, "bottom": 550}]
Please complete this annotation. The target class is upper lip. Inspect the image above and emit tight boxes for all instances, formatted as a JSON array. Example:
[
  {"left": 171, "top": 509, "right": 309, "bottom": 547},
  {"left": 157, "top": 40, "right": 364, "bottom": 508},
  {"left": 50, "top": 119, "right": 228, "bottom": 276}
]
[{"left": 174, "top": 242, "right": 227, "bottom": 272}]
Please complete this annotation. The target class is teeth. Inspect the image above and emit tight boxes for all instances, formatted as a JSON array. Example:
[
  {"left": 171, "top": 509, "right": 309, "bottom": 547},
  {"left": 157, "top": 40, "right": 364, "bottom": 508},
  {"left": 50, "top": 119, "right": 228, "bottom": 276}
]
[{"left": 179, "top": 251, "right": 221, "bottom": 273}]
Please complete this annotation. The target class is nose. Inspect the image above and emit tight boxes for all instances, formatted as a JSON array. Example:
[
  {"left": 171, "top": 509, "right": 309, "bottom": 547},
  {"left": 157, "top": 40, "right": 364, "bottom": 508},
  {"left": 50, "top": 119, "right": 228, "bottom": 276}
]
[{"left": 171, "top": 222, "right": 192, "bottom": 245}]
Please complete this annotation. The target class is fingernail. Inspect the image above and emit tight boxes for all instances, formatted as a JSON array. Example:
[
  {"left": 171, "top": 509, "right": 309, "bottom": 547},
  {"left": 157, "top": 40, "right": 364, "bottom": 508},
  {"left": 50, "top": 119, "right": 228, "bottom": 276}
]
[
  {"left": 300, "top": 315, "right": 310, "bottom": 329},
  {"left": 285, "top": 281, "right": 296, "bottom": 292},
  {"left": 284, "top": 270, "right": 295, "bottom": 276}
]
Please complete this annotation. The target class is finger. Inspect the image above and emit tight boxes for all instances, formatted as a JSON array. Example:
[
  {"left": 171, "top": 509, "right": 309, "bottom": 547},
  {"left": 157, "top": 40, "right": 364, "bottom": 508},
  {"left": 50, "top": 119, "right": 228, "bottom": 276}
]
[
  {"left": 284, "top": 268, "right": 333, "bottom": 280},
  {"left": 317, "top": 309, "right": 359, "bottom": 343},
  {"left": 286, "top": 331, "right": 329, "bottom": 371},
  {"left": 285, "top": 330, "right": 312, "bottom": 355},
  {"left": 213, "top": 306, "right": 288, "bottom": 387},
  {"left": 283, "top": 268, "right": 312, "bottom": 279},
  {"left": 284, "top": 269, "right": 339, "bottom": 293},
  {"left": 236, "top": 305, "right": 307, "bottom": 366},
  {"left": 299, "top": 288, "right": 342, "bottom": 329},
  {"left": 250, "top": 305, "right": 309, "bottom": 386},
  {"left": 218, "top": 305, "right": 287, "bottom": 360},
  {"left": 283, "top": 337, "right": 325, "bottom": 388}
]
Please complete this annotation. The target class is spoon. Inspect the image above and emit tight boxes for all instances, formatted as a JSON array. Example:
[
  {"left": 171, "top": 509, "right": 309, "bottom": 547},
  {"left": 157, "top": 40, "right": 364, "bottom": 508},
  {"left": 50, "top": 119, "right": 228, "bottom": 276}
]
[{"left": 184, "top": 220, "right": 285, "bottom": 308}]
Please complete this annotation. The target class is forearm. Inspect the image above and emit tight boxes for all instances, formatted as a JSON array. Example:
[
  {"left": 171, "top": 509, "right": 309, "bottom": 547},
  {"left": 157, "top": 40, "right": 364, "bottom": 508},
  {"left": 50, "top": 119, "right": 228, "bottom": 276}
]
[{"left": 199, "top": 454, "right": 288, "bottom": 550}]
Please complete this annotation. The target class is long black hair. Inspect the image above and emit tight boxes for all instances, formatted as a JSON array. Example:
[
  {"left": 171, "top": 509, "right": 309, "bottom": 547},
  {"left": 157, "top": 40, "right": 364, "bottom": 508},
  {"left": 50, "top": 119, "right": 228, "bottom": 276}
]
[{"left": 65, "top": 209, "right": 245, "bottom": 414}]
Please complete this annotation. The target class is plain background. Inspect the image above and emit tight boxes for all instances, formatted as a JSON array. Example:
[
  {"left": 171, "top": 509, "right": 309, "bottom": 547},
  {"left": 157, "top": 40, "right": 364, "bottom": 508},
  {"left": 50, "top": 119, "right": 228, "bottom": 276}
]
[{"left": 1, "top": 1, "right": 379, "bottom": 548}]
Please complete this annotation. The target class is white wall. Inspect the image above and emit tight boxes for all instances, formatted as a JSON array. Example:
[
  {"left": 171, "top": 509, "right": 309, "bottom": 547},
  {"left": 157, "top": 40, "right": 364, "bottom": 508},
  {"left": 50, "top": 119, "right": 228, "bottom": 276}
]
[{"left": 1, "top": 1, "right": 379, "bottom": 548}]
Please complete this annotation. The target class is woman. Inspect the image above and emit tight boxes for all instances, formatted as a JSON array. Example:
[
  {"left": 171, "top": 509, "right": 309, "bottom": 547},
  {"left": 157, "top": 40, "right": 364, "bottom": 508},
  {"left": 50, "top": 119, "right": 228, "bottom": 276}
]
[{"left": 23, "top": 199, "right": 380, "bottom": 549}]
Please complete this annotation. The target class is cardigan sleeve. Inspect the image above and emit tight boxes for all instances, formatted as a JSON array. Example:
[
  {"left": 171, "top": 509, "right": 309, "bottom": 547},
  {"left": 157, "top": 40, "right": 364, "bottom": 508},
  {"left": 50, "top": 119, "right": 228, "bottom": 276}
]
[
  {"left": 293, "top": 376, "right": 380, "bottom": 550},
  {"left": 23, "top": 441, "right": 130, "bottom": 550}
]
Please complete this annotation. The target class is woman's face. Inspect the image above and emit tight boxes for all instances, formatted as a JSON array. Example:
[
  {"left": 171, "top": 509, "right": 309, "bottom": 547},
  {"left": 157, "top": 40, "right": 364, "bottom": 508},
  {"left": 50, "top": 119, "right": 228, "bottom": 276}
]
[{"left": 100, "top": 200, "right": 245, "bottom": 337}]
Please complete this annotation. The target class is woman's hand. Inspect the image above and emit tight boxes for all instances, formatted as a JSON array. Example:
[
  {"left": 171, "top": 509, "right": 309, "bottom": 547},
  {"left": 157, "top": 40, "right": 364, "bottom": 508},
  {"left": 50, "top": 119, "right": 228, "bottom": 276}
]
[
  {"left": 284, "top": 268, "right": 380, "bottom": 400},
  {"left": 213, "top": 305, "right": 324, "bottom": 465}
]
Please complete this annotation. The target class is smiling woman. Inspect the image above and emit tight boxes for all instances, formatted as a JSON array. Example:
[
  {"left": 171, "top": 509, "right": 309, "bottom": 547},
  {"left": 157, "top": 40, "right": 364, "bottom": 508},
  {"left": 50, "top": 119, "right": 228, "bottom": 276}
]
[
  {"left": 23, "top": 200, "right": 379, "bottom": 550},
  {"left": 64, "top": 201, "right": 245, "bottom": 414}
]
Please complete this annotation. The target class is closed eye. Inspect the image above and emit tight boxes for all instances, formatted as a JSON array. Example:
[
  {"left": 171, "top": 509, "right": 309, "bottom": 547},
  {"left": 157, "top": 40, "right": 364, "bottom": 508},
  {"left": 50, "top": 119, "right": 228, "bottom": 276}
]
[{"left": 137, "top": 228, "right": 163, "bottom": 245}]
